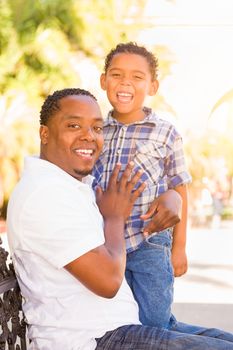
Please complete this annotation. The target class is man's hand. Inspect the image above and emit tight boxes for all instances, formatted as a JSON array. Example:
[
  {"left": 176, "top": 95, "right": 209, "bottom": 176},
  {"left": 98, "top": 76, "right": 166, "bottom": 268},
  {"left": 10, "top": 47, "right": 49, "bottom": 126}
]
[
  {"left": 65, "top": 162, "right": 146, "bottom": 298},
  {"left": 140, "top": 189, "right": 182, "bottom": 236},
  {"left": 171, "top": 245, "right": 188, "bottom": 277},
  {"left": 96, "top": 162, "right": 146, "bottom": 221}
]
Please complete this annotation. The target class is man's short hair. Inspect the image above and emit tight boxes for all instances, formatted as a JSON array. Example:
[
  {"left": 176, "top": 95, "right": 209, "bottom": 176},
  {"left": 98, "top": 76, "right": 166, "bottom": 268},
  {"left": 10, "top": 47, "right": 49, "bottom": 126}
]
[{"left": 40, "top": 88, "right": 97, "bottom": 125}]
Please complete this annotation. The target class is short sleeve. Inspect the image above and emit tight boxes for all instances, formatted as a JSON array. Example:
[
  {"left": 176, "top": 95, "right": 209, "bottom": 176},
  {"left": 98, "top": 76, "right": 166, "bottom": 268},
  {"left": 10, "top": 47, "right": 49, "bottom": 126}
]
[
  {"left": 20, "top": 182, "right": 105, "bottom": 269},
  {"left": 166, "top": 134, "right": 192, "bottom": 188}
]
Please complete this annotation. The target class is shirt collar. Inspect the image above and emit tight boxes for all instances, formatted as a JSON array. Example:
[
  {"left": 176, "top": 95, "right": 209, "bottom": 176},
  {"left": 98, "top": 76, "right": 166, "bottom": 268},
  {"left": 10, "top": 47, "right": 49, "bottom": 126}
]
[
  {"left": 104, "top": 107, "right": 159, "bottom": 127},
  {"left": 24, "top": 156, "right": 94, "bottom": 188}
]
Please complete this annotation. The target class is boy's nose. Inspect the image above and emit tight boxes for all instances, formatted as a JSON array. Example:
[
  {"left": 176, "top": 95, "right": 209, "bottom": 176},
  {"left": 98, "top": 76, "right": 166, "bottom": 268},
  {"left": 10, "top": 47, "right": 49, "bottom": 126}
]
[{"left": 120, "top": 76, "right": 131, "bottom": 85}]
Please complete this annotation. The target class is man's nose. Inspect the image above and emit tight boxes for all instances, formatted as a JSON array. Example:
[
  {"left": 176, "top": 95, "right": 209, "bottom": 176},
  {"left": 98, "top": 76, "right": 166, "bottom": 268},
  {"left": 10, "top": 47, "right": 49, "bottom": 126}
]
[{"left": 80, "top": 127, "right": 95, "bottom": 141}]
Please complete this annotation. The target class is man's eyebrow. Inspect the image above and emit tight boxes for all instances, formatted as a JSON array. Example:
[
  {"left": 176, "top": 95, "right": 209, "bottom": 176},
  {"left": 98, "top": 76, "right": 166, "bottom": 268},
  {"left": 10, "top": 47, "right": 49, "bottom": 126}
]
[{"left": 62, "top": 115, "right": 103, "bottom": 122}]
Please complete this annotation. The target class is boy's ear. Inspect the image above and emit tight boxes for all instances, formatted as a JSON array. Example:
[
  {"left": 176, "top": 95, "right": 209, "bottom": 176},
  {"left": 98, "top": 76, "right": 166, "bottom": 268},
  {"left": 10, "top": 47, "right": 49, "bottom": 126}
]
[
  {"left": 100, "top": 73, "right": 106, "bottom": 91},
  {"left": 40, "top": 125, "right": 49, "bottom": 145},
  {"left": 149, "top": 80, "right": 159, "bottom": 96}
]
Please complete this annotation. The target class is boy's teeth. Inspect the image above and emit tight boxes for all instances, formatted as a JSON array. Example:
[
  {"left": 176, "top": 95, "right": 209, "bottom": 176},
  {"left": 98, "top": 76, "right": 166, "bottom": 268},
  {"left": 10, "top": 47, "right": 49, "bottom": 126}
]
[
  {"left": 117, "top": 92, "right": 132, "bottom": 97},
  {"left": 117, "top": 92, "right": 133, "bottom": 102}
]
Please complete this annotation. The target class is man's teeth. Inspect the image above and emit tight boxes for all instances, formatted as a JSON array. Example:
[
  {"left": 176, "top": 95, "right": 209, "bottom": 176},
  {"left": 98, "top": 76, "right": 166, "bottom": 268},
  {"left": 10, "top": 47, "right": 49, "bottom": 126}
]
[{"left": 75, "top": 149, "right": 93, "bottom": 155}]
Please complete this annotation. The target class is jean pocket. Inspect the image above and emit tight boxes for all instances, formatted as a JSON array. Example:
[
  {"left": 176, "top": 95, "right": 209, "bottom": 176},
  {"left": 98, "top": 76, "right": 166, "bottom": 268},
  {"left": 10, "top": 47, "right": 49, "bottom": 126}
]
[
  {"left": 143, "top": 238, "right": 173, "bottom": 278},
  {"left": 145, "top": 232, "right": 172, "bottom": 250}
]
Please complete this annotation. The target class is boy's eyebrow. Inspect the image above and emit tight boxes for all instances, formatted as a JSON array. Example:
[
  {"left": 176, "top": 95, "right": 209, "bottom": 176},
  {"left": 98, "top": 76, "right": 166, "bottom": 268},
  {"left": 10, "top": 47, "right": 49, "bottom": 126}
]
[{"left": 109, "top": 67, "right": 146, "bottom": 76}]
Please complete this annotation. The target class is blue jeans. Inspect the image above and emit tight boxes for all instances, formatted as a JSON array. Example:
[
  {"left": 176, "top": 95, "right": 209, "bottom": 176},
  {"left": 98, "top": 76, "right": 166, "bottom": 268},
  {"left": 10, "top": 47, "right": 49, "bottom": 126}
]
[
  {"left": 125, "top": 229, "right": 174, "bottom": 328},
  {"left": 95, "top": 324, "right": 233, "bottom": 349},
  {"left": 125, "top": 229, "right": 233, "bottom": 342}
]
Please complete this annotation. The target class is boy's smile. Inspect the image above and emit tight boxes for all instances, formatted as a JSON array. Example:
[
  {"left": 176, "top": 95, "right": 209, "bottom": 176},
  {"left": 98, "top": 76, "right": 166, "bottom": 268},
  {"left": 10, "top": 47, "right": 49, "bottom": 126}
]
[{"left": 100, "top": 53, "right": 158, "bottom": 124}]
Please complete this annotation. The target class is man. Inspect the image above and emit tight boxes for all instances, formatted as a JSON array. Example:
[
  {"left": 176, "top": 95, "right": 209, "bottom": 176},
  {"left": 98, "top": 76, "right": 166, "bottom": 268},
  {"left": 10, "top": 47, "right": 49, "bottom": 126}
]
[{"left": 7, "top": 88, "right": 233, "bottom": 349}]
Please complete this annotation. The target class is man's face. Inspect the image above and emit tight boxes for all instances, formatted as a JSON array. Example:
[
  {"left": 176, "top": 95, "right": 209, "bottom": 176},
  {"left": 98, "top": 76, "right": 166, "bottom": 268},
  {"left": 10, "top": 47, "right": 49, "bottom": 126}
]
[
  {"left": 100, "top": 53, "right": 158, "bottom": 123},
  {"left": 40, "top": 95, "right": 104, "bottom": 180}
]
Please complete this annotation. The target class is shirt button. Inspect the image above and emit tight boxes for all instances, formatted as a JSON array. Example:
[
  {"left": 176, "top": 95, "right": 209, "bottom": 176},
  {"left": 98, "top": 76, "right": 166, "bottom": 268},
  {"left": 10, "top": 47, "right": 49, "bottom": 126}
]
[{"left": 117, "top": 149, "right": 121, "bottom": 154}]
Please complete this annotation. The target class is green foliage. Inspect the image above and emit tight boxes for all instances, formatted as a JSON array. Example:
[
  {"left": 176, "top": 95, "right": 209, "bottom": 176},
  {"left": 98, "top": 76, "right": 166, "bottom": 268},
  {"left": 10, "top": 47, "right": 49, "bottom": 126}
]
[
  {"left": 0, "top": 0, "right": 196, "bottom": 220},
  {"left": 0, "top": 0, "right": 150, "bottom": 217},
  {"left": 7, "top": 0, "right": 84, "bottom": 46}
]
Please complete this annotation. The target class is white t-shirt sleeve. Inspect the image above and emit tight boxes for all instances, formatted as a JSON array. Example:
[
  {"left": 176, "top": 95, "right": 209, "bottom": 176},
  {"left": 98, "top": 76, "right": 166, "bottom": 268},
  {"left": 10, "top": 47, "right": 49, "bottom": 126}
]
[{"left": 20, "top": 182, "right": 105, "bottom": 269}]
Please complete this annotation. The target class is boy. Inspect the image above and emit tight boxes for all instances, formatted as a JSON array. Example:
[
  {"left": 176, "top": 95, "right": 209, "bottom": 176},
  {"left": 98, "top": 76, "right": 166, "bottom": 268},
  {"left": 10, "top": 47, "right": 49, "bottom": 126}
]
[{"left": 93, "top": 42, "right": 191, "bottom": 329}]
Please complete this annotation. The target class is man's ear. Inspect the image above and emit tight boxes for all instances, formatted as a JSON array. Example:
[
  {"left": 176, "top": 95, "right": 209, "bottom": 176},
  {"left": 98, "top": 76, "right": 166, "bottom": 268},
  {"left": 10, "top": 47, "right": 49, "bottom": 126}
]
[
  {"left": 100, "top": 73, "right": 106, "bottom": 91},
  {"left": 40, "top": 125, "right": 49, "bottom": 145},
  {"left": 149, "top": 80, "right": 159, "bottom": 96}
]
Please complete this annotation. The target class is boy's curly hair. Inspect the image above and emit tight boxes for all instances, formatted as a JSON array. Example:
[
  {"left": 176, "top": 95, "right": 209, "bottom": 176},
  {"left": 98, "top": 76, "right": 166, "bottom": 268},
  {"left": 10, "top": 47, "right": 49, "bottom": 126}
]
[
  {"left": 40, "top": 88, "right": 97, "bottom": 125},
  {"left": 104, "top": 42, "right": 159, "bottom": 81}
]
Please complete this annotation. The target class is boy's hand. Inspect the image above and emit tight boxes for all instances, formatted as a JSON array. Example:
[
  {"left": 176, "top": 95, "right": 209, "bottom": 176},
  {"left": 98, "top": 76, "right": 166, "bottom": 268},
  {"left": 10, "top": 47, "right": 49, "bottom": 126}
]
[
  {"left": 141, "top": 189, "right": 182, "bottom": 236},
  {"left": 171, "top": 245, "right": 188, "bottom": 277},
  {"left": 96, "top": 162, "right": 146, "bottom": 221}
]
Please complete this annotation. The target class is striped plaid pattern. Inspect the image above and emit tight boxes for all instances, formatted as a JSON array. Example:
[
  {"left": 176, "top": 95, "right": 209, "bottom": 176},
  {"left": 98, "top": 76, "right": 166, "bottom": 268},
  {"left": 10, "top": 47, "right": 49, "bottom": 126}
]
[{"left": 93, "top": 108, "right": 191, "bottom": 252}]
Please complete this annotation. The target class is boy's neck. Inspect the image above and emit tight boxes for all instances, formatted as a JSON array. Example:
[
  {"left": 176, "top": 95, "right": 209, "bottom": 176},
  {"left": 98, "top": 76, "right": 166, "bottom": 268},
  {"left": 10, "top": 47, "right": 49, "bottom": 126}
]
[{"left": 112, "top": 108, "right": 146, "bottom": 124}]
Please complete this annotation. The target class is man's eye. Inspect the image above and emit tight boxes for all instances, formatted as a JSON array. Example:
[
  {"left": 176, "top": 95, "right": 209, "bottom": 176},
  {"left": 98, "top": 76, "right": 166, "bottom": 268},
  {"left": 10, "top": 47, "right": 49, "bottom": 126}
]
[
  {"left": 94, "top": 126, "right": 103, "bottom": 133},
  {"left": 112, "top": 73, "right": 121, "bottom": 77},
  {"left": 68, "top": 124, "right": 80, "bottom": 129}
]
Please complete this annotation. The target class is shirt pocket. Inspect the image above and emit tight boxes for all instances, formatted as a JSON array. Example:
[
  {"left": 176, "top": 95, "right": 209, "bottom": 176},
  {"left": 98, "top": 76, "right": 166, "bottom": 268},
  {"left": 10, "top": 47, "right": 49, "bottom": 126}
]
[{"left": 135, "top": 141, "right": 167, "bottom": 184}]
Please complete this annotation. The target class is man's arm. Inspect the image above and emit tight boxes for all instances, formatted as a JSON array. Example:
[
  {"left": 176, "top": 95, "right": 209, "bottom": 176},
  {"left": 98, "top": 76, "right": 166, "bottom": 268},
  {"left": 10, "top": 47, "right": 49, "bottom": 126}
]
[
  {"left": 140, "top": 189, "right": 182, "bottom": 236},
  {"left": 65, "top": 163, "right": 145, "bottom": 298}
]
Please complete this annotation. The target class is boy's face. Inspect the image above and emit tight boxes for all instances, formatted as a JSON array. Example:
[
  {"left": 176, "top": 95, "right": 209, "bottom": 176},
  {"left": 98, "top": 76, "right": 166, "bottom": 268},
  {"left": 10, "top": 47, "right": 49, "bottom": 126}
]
[
  {"left": 100, "top": 53, "right": 158, "bottom": 123},
  {"left": 40, "top": 95, "right": 104, "bottom": 180}
]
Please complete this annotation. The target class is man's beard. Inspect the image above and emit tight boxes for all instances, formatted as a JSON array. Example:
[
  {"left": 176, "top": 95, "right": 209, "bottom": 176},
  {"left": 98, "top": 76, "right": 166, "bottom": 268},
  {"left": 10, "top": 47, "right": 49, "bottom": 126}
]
[{"left": 74, "top": 168, "right": 92, "bottom": 177}]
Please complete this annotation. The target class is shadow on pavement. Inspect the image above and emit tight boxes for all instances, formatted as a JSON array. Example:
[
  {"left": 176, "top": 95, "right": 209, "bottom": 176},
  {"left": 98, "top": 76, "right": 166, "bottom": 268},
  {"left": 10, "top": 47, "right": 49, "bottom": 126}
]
[{"left": 172, "top": 303, "right": 233, "bottom": 333}]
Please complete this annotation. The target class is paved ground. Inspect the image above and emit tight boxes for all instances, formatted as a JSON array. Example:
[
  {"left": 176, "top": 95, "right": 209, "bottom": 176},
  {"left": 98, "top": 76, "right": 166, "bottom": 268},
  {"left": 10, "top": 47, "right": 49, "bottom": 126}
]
[
  {"left": 172, "top": 220, "right": 233, "bottom": 332},
  {"left": 1, "top": 220, "right": 233, "bottom": 332}
]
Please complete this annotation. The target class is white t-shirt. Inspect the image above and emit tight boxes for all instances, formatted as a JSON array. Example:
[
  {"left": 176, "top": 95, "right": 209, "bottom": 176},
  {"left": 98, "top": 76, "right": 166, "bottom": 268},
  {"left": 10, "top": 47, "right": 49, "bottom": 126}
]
[{"left": 7, "top": 156, "right": 140, "bottom": 350}]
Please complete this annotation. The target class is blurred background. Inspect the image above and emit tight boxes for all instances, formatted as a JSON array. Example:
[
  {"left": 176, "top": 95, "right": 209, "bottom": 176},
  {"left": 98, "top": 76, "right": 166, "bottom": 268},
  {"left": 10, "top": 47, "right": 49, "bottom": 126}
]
[{"left": 0, "top": 0, "right": 233, "bottom": 330}]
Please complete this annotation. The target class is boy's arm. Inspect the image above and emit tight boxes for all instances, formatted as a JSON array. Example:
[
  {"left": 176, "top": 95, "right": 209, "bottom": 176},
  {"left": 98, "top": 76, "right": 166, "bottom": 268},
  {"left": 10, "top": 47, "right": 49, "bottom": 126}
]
[
  {"left": 141, "top": 189, "right": 182, "bottom": 235},
  {"left": 172, "top": 184, "right": 188, "bottom": 277}
]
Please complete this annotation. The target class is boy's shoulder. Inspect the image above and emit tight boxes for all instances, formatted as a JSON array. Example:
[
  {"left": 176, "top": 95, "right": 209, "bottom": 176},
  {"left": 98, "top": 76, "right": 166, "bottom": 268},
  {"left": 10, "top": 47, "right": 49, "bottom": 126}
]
[{"left": 149, "top": 110, "right": 180, "bottom": 133}]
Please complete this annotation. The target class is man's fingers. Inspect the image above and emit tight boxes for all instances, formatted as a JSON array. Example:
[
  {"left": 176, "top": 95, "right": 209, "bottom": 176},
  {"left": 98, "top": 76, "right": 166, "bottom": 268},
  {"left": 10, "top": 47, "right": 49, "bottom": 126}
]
[
  {"left": 118, "top": 162, "right": 135, "bottom": 191},
  {"left": 107, "top": 163, "right": 121, "bottom": 189},
  {"left": 140, "top": 206, "right": 157, "bottom": 220},
  {"left": 130, "top": 182, "right": 146, "bottom": 202},
  {"left": 123, "top": 168, "right": 143, "bottom": 194}
]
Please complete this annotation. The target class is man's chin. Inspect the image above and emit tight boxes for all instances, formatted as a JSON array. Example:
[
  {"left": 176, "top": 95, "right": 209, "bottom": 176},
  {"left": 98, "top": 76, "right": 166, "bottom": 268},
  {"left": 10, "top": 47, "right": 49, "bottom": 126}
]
[{"left": 73, "top": 168, "right": 92, "bottom": 178}]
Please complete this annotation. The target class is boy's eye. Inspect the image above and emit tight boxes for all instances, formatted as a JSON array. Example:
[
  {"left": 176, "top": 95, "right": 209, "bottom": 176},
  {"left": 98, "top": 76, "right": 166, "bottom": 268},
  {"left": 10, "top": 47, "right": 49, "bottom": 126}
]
[
  {"left": 111, "top": 73, "right": 121, "bottom": 77},
  {"left": 134, "top": 75, "right": 143, "bottom": 80}
]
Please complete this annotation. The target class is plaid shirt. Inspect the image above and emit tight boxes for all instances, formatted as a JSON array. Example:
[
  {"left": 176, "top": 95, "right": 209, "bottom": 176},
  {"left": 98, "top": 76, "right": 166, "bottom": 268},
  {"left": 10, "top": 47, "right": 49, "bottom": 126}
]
[{"left": 93, "top": 108, "right": 191, "bottom": 252}]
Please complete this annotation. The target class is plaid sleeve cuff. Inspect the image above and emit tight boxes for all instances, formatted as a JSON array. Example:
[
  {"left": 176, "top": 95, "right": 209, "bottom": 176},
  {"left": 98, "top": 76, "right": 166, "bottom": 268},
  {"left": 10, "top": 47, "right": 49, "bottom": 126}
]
[{"left": 168, "top": 171, "right": 192, "bottom": 188}]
